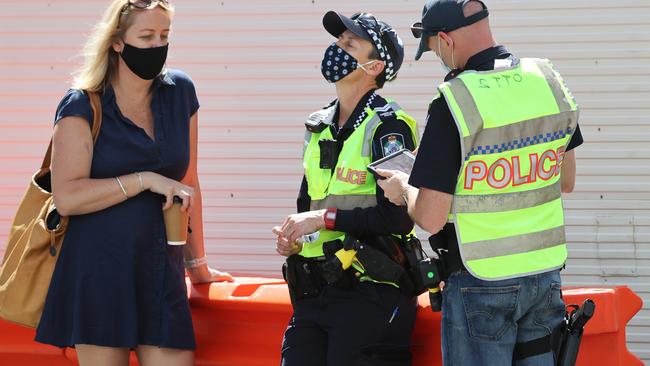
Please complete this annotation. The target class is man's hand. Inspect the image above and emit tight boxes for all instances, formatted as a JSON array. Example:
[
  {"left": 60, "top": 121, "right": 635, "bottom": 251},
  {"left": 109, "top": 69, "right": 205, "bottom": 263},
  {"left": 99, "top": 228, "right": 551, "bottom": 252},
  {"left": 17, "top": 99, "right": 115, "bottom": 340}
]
[{"left": 376, "top": 169, "right": 411, "bottom": 206}]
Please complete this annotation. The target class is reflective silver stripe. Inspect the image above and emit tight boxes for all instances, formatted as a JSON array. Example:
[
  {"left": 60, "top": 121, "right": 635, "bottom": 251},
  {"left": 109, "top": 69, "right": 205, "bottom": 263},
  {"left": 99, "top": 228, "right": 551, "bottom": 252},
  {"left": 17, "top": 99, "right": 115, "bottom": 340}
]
[
  {"left": 439, "top": 86, "right": 470, "bottom": 212},
  {"left": 445, "top": 78, "right": 483, "bottom": 138},
  {"left": 463, "top": 110, "right": 578, "bottom": 154},
  {"left": 532, "top": 59, "right": 573, "bottom": 114},
  {"left": 303, "top": 130, "right": 312, "bottom": 155},
  {"left": 361, "top": 114, "right": 382, "bottom": 157},
  {"left": 310, "top": 194, "right": 377, "bottom": 211},
  {"left": 453, "top": 181, "right": 562, "bottom": 213},
  {"left": 462, "top": 226, "right": 566, "bottom": 261}
]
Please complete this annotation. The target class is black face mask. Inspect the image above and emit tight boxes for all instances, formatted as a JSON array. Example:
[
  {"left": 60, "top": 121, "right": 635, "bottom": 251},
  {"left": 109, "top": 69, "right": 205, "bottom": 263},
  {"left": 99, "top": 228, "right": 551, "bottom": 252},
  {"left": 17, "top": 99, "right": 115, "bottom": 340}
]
[{"left": 120, "top": 42, "right": 169, "bottom": 80}]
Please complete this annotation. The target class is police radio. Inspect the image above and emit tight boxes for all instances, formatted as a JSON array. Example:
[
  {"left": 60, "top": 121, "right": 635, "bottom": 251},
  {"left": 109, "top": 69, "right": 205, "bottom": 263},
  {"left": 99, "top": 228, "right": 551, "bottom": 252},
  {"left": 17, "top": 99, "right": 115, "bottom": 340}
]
[
  {"left": 417, "top": 257, "right": 442, "bottom": 312},
  {"left": 305, "top": 116, "right": 328, "bottom": 133},
  {"left": 402, "top": 236, "right": 443, "bottom": 312},
  {"left": 305, "top": 103, "right": 336, "bottom": 133}
]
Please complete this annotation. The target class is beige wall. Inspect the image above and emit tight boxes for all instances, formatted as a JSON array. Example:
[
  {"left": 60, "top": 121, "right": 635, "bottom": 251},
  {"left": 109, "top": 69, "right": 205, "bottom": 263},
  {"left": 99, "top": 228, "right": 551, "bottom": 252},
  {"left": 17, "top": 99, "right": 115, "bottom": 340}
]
[{"left": 1, "top": 0, "right": 649, "bottom": 360}]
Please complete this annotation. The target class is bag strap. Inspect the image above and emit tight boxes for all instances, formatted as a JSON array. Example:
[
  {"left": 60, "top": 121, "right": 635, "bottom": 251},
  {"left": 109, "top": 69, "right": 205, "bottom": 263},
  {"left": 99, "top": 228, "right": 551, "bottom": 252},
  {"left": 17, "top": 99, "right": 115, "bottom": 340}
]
[{"left": 40, "top": 91, "right": 103, "bottom": 170}]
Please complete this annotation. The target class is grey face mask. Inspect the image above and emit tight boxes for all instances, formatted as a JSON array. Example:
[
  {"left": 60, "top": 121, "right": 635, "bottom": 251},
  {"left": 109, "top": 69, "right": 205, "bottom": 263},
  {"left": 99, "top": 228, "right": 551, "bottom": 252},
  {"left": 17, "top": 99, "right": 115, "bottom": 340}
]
[{"left": 437, "top": 36, "right": 455, "bottom": 75}]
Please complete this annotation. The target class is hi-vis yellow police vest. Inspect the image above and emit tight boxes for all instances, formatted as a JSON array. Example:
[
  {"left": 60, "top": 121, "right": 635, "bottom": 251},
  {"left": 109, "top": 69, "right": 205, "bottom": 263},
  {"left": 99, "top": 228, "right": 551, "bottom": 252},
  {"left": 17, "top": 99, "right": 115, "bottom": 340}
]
[
  {"left": 438, "top": 58, "right": 579, "bottom": 281},
  {"left": 301, "top": 97, "right": 418, "bottom": 259}
]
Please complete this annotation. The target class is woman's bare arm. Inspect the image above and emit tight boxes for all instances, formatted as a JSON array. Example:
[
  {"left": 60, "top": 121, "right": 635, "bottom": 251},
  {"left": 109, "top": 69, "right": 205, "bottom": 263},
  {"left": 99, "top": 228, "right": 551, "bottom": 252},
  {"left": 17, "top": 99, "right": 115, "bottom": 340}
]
[{"left": 52, "top": 116, "right": 195, "bottom": 216}]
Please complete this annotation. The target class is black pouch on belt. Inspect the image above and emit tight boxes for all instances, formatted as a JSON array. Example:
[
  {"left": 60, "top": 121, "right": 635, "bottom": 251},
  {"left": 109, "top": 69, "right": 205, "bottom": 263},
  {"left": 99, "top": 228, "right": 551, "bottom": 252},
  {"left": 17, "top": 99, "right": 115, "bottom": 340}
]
[
  {"left": 369, "top": 235, "right": 407, "bottom": 266},
  {"left": 282, "top": 255, "right": 324, "bottom": 304},
  {"left": 321, "top": 239, "right": 356, "bottom": 289},
  {"left": 355, "top": 243, "right": 406, "bottom": 285}
]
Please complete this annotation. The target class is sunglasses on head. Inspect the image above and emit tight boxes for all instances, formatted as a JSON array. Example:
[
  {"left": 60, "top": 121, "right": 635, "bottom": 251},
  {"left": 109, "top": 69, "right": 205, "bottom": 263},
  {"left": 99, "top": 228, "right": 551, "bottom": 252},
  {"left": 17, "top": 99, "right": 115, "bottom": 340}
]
[
  {"left": 410, "top": 22, "right": 446, "bottom": 39},
  {"left": 121, "top": 0, "right": 169, "bottom": 12},
  {"left": 351, "top": 12, "right": 393, "bottom": 35}
]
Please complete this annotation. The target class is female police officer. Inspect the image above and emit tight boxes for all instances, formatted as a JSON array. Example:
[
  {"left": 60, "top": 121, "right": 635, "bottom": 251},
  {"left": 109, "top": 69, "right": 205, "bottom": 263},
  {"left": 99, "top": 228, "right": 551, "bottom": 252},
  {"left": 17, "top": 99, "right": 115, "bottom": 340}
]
[{"left": 273, "top": 11, "right": 419, "bottom": 366}]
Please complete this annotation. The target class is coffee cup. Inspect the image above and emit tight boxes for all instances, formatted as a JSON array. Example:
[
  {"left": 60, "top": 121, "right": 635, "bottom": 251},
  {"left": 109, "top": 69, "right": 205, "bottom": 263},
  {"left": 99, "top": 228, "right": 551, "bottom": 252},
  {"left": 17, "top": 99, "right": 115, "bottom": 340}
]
[{"left": 163, "top": 196, "right": 189, "bottom": 245}]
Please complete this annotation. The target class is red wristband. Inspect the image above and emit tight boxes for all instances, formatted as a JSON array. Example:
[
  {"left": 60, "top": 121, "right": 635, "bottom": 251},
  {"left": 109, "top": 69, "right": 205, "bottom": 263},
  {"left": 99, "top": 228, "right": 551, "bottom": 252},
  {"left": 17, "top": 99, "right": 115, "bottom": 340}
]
[{"left": 324, "top": 208, "right": 337, "bottom": 230}]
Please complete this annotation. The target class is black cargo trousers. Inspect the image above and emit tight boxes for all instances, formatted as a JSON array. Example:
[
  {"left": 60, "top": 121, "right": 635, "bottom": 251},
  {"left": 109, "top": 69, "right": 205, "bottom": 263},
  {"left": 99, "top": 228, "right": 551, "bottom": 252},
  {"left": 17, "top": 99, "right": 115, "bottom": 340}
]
[{"left": 281, "top": 280, "right": 417, "bottom": 366}]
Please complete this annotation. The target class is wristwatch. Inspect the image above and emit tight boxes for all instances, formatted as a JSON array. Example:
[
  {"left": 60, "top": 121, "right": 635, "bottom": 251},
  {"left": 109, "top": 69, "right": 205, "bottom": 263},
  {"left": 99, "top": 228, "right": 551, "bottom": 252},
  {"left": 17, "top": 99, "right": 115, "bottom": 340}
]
[{"left": 324, "top": 208, "right": 337, "bottom": 230}]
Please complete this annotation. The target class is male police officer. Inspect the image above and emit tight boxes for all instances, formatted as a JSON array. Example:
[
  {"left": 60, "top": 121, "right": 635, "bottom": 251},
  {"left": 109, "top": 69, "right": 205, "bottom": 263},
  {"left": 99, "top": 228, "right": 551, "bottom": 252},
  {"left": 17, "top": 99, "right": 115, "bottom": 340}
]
[
  {"left": 272, "top": 11, "right": 419, "bottom": 366},
  {"left": 378, "top": 1, "right": 584, "bottom": 365}
]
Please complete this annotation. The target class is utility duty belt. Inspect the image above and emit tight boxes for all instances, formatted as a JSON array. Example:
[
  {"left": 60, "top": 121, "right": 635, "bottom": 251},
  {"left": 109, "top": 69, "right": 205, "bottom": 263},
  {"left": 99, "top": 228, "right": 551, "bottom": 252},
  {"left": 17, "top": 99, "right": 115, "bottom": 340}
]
[
  {"left": 283, "top": 235, "right": 415, "bottom": 302},
  {"left": 283, "top": 235, "right": 449, "bottom": 308},
  {"left": 282, "top": 255, "right": 328, "bottom": 303}
]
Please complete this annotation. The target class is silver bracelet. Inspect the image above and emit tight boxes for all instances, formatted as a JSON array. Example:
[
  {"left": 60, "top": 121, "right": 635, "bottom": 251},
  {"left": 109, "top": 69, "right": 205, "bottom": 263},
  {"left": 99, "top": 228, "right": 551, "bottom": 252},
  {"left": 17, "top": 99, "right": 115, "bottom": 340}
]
[
  {"left": 135, "top": 172, "right": 145, "bottom": 192},
  {"left": 184, "top": 255, "right": 208, "bottom": 269},
  {"left": 401, "top": 185, "right": 412, "bottom": 208},
  {"left": 115, "top": 176, "right": 129, "bottom": 198}
]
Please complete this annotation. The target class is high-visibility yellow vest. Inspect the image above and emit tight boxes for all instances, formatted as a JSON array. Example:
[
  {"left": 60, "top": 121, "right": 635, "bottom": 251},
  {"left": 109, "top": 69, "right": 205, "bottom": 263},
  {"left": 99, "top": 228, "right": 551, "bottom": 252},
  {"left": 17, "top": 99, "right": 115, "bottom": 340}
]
[
  {"left": 438, "top": 58, "right": 579, "bottom": 280},
  {"left": 301, "top": 96, "right": 418, "bottom": 260}
]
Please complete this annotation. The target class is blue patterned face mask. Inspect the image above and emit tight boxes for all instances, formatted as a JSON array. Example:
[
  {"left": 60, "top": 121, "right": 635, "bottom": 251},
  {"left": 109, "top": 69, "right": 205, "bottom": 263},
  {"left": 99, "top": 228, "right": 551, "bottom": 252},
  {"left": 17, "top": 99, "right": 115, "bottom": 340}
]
[
  {"left": 321, "top": 43, "right": 357, "bottom": 83},
  {"left": 321, "top": 42, "right": 386, "bottom": 85}
]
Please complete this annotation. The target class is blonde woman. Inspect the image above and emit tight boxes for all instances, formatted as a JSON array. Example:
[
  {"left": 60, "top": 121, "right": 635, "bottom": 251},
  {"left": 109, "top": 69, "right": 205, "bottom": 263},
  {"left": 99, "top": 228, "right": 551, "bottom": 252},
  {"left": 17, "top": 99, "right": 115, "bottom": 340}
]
[{"left": 34, "top": 1, "right": 232, "bottom": 365}]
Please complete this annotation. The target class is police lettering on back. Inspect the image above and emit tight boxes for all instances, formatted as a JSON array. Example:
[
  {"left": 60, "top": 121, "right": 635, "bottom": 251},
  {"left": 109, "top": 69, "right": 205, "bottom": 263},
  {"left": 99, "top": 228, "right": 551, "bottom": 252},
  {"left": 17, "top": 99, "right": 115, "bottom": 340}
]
[{"left": 464, "top": 146, "right": 566, "bottom": 190}]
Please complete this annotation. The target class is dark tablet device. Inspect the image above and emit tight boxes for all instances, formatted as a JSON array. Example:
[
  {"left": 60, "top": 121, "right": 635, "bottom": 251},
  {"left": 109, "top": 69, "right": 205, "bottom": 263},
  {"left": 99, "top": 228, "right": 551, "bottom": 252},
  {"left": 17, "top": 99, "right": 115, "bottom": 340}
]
[{"left": 367, "top": 149, "right": 416, "bottom": 179}]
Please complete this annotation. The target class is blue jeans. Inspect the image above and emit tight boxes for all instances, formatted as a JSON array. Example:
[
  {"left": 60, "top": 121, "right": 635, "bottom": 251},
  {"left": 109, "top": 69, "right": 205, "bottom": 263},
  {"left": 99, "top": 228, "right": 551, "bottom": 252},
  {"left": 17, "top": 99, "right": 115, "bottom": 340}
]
[{"left": 441, "top": 270, "right": 565, "bottom": 366}]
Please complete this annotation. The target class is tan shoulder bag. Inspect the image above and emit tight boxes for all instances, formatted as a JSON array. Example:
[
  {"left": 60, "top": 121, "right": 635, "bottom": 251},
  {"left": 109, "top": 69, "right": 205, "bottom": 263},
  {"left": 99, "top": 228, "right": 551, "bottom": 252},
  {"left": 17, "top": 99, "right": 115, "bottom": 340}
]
[{"left": 0, "top": 91, "right": 102, "bottom": 328}]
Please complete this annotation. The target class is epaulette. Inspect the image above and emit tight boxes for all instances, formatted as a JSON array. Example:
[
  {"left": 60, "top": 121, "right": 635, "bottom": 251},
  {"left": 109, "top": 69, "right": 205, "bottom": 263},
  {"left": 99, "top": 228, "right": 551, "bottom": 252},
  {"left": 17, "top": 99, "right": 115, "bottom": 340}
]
[{"left": 370, "top": 94, "right": 398, "bottom": 123}]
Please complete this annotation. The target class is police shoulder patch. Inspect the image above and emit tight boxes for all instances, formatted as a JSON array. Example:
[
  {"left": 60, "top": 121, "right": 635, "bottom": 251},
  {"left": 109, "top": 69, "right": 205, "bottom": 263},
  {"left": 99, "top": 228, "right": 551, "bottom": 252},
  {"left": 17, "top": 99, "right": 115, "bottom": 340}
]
[{"left": 380, "top": 133, "right": 405, "bottom": 157}]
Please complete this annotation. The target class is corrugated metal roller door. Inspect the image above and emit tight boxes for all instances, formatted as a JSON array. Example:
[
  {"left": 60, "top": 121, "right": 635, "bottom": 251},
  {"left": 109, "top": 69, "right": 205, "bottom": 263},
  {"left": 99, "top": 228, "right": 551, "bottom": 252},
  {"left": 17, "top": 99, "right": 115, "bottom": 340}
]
[{"left": 0, "top": 0, "right": 648, "bottom": 361}]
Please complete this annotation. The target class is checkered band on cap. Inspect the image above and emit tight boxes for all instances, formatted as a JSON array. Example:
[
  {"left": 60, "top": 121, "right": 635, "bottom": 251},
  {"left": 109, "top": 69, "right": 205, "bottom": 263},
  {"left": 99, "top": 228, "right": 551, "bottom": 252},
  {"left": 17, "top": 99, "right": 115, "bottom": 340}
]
[{"left": 360, "top": 26, "right": 397, "bottom": 81}]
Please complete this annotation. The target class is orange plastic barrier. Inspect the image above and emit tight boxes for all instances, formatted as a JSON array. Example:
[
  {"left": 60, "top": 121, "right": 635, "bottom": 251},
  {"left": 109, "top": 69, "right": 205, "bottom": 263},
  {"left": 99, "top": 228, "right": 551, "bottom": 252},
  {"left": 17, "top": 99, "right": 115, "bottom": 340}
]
[
  {"left": 0, "top": 278, "right": 643, "bottom": 366},
  {"left": 0, "top": 319, "right": 72, "bottom": 365}
]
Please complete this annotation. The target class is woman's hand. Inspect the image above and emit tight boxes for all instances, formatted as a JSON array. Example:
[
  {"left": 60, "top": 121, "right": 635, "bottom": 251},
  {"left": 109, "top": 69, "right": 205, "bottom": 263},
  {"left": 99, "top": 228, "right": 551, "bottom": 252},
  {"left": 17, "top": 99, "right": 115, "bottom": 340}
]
[
  {"left": 271, "top": 227, "right": 303, "bottom": 257},
  {"left": 274, "top": 210, "right": 326, "bottom": 245},
  {"left": 187, "top": 264, "right": 234, "bottom": 284},
  {"left": 142, "top": 171, "right": 194, "bottom": 211}
]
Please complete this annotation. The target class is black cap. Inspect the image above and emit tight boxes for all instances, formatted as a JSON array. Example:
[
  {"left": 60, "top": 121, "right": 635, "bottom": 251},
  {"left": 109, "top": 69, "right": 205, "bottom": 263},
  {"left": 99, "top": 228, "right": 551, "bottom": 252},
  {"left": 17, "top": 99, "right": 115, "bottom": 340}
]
[
  {"left": 323, "top": 11, "right": 405, "bottom": 81},
  {"left": 413, "top": 0, "right": 489, "bottom": 60}
]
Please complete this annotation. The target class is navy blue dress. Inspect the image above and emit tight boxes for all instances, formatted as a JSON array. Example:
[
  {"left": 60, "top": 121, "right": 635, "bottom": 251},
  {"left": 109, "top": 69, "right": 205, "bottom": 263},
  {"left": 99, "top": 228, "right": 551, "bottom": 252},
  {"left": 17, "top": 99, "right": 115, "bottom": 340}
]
[{"left": 35, "top": 70, "right": 199, "bottom": 350}]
